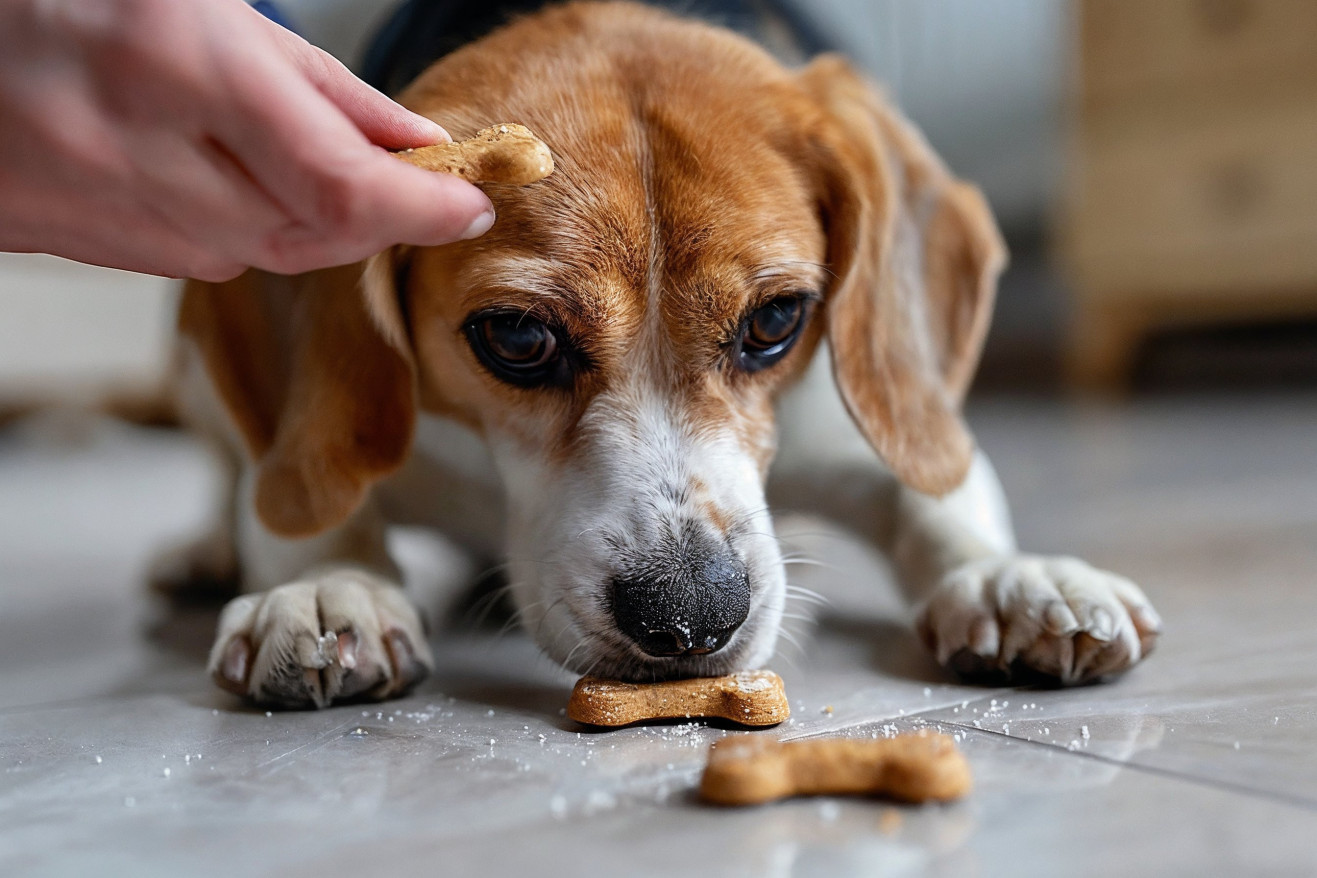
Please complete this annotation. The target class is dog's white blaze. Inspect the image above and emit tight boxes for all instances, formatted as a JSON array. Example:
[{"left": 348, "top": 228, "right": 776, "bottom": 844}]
[{"left": 487, "top": 379, "right": 784, "bottom": 676}]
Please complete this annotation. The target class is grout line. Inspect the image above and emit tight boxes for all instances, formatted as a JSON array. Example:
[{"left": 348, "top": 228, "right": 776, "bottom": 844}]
[
  {"left": 774, "top": 689, "right": 1016, "bottom": 742},
  {"left": 776, "top": 696, "right": 1317, "bottom": 813},
  {"left": 929, "top": 717, "right": 1317, "bottom": 813}
]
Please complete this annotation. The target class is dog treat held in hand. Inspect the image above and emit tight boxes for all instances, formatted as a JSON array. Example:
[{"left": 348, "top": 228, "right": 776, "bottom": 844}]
[
  {"left": 394, "top": 123, "right": 553, "bottom": 184},
  {"left": 567, "top": 670, "right": 790, "bottom": 727},
  {"left": 699, "top": 732, "right": 972, "bottom": 805}
]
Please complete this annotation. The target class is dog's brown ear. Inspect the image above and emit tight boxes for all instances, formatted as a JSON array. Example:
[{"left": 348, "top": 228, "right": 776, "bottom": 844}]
[
  {"left": 800, "top": 55, "right": 1006, "bottom": 496},
  {"left": 178, "top": 256, "right": 415, "bottom": 538}
]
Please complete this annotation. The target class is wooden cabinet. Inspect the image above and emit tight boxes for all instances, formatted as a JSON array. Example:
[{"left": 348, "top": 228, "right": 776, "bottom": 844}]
[{"left": 1061, "top": 0, "right": 1317, "bottom": 389}]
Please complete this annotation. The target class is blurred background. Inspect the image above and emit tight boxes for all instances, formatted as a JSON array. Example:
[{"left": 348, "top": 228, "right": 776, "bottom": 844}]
[{"left": 3, "top": 0, "right": 1316, "bottom": 403}]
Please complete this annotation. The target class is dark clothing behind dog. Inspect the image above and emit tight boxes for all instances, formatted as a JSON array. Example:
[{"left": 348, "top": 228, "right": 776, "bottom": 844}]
[{"left": 361, "top": 0, "right": 833, "bottom": 97}]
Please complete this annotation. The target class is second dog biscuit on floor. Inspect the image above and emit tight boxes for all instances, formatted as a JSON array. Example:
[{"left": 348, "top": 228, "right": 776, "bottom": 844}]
[
  {"left": 699, "top": 731, "right": 972, "bottom": 805},
  {"left": 567, "top": 670, "right": 790, "bottom": 727}
]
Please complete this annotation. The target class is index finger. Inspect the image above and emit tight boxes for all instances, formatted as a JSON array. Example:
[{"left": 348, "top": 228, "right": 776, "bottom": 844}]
[
  {"left": 210, "top": 41, "right": 493, "bottom": 257},
  {"left": 260, "top": 14, "right": 449, "bottom": 151}
]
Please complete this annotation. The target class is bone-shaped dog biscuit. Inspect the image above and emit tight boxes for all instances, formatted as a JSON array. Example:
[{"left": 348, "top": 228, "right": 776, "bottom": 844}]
[
  {"left": 567, "top": 670, "right": 790, "bottom": 727},
  {"left": 699, "top": 732, "right": 972, "bottom": 805},
  {"left": 394, "top": 123, "right": 554, "bottom": 184}
]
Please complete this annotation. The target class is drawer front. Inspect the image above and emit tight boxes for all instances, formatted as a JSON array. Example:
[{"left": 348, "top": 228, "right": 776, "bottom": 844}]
[
  {"left": 1065, "top": 95, "right": 1317, "bottom": 296},
  {"left": 1081, "top": 0, "right": 1317, "bottom": 105}
]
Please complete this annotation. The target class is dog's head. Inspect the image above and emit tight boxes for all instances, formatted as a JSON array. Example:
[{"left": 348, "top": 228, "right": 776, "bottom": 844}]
[{"left": 185, "top": 3, "right": 1003, "bottom": 680}]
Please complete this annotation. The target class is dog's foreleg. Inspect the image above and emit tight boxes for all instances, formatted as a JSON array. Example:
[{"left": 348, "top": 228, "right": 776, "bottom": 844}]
[
  {"left": 772, "top": 356, "right": 1159, "bottom": 684},
  {"left": 205, "top": 471, "right": 431, "bottom": 709},
  {"left": 889, "top": 450, "right": 1161, "bottom": 683},
  {"left": 887, "top": 449, "right": 1015, "bottom": 599}
]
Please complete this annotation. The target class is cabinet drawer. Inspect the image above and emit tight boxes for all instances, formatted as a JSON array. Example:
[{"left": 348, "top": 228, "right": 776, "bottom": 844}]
[
  {"left": 1066, "top": 95, "right": 1317, "bottom": 297},
  {"left": 1082, "top": 0, "right": 1317, "bottom": 106}
]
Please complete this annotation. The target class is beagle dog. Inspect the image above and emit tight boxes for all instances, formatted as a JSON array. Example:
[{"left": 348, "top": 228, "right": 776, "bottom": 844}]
[{"left": 173, "top": 1, "right": 1161, "bottom": 708}]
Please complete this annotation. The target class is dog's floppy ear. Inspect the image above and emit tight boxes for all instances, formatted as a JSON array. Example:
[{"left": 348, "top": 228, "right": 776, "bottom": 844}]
[
  {"left": 800, "top": 56, "right": 1006, "bottom": 496},
  {"left": 178, "top": 254, "right": 415, "bottom": 538}
]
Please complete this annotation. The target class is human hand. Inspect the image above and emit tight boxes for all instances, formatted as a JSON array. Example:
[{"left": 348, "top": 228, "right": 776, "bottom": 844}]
[{"left": 0, "top": 0, "right": 495, "bottom": 281}]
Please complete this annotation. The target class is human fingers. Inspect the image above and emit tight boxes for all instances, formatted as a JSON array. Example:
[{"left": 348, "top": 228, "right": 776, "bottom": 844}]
[
  {"left": 208, "top": 43, "right": 492, "bottom": 268},
  {"left": 258, "top": 13, "right": 448, "bottom": 151},
  {"left": 257, "top": 164, "right": 494, "bottom": 274}
]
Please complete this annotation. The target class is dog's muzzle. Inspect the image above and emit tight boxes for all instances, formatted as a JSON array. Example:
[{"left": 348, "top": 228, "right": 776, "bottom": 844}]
[{"left": 609, "top": 537, "right": 751, "bottom": 658}]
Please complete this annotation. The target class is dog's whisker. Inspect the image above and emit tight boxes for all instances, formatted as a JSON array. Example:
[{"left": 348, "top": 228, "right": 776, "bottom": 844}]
[
  {"left": 464, "top": 581, "right": 518, "bottom": 629},
  {"left": 532, "top": 596, "right": 569, "bottom": 644},
  {"left": 543, "top": 606, "right": 588, "bottom": 670},
  {"left": 497, "top": 554, "right": 552, "bottom": 567},
  {"left": 498, "top": 597, "right": 545, "bottom": 637},
  {"left": 561, "top": 639, "right": 592, "bottom": 672},
  {"left": 781, "top": 558, "right": 829, "bottom": 569},
  {"left": 578, "top": 651, "right": 608, "bottom": 679},
  {"left": 772, "top": 626, "right": 806, "bottom": 668},
  {"left": 736, "top": 530, "right": 785, "bottom": 547},
  {"left": 777, "top": 529, "right": 863, "bottom": 543},
  {"left": 784, "top": 585, "right": 831, "bottom": 606},
  {"left": 783, "top": 556, "right": 842, "bottom": 574},
  {"left": 783, "top": 599, "right": 828, "bottom": 616},
  {"left": 775, "top": 633, "right": 804, "bottom": 663}
]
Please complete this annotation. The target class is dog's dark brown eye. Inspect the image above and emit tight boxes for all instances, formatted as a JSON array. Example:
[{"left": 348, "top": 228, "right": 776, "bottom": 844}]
[
  {"left": 746, "top": 299, "right": 803, "bottom": 349},
  {"left": 480, "top": 315, "right": 557, "bottom": 367},
  {"left": 736, "top": 296, "right": 808, "bottom": 372},
  {"left": 465, "top": 312, "right": 577, "bottom": 388}
]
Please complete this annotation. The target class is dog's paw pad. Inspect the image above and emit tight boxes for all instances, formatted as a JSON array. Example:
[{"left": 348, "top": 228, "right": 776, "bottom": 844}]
[
  {"left": 207, "top": 571, "right": 432, "bottom": 709},
  {"left": 917, "top": 555, "right": 1160, "bottom": 686}
]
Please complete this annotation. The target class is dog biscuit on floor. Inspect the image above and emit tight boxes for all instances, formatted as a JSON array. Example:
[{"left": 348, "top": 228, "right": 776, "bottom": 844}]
[
  {"left": 394, "top": 123, "right": 553, "bottom": 184},
  {"left": 567, "top": 670, "right": 790, "bottom": 727},
  {"left": 699, "top": 732, "right": 972, "bottom": 805}
]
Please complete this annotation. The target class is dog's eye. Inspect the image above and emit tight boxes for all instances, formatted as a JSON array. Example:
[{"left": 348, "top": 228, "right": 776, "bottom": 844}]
[
  {"left": 736, "top": 296, "right": 807, "bottom": 371},
  {"left": 465, "top": 312, "right": 569, "bottom": 387},
  {"left": 481, "top": 315, "right": 556, "bottom": 366}
]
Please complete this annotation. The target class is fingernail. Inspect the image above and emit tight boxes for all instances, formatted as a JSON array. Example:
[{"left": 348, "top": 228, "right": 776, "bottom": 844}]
[
  {"left": 337, "top": 630, "right": 358, "bottom": 670},
  {"left": 1043, "top": 601, "right": 1080, "bottom": 636},
  {"left": 413, "top": 114, "right": 451, "bottom": 143},
  {"left": 385, "top": 630, "right": 413, "bottom": 669},
  {"left": 1133, "top": 605, "right": 1163, "bottom": 634},
  {"left": 385, "top": 630, "right": 428, "bottom": 693},
  {"left": 968, "top": 617, "right": 999, "bottom": 657},
  {"left": 1088, "top": 607, "right": 1115, "bottom": 642},
  {"left": 221, "top": 638, "right": 250, "bottom": 687},
  {"left": 460, "top": 208, "right": 495, "bottom": 241}
]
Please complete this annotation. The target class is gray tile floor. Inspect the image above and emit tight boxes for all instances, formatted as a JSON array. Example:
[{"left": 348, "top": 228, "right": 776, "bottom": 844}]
[{"left": 3, "top": 392, "right": 1317, "bottom": 877}]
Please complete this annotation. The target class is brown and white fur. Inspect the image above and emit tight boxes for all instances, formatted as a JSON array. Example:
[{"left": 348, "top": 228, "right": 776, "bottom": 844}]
[{"left": 172, "top": 2, "right": 1160, "bottom": 708}]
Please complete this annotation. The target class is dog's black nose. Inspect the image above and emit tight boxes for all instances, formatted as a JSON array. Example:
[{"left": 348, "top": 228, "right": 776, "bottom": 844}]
[{"left": 611, "top": 543, "right": 751, "bottom": 658}]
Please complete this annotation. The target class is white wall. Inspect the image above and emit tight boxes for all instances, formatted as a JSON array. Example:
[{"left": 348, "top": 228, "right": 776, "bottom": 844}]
[
  {"left": 807, "top": 0, "right": 1069, "bottom": 229},
  {"left": 0, "top": 256, "right": 174, "bottom": 393}
]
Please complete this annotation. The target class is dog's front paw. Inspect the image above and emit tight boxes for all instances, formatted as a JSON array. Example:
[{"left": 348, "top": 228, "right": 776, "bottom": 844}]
[
  {"left": 916, "top": 555, "right": 1161, "bottom": 685},
  {"left": 208, "top": 569, "right": 432, "bottom": 709}
]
